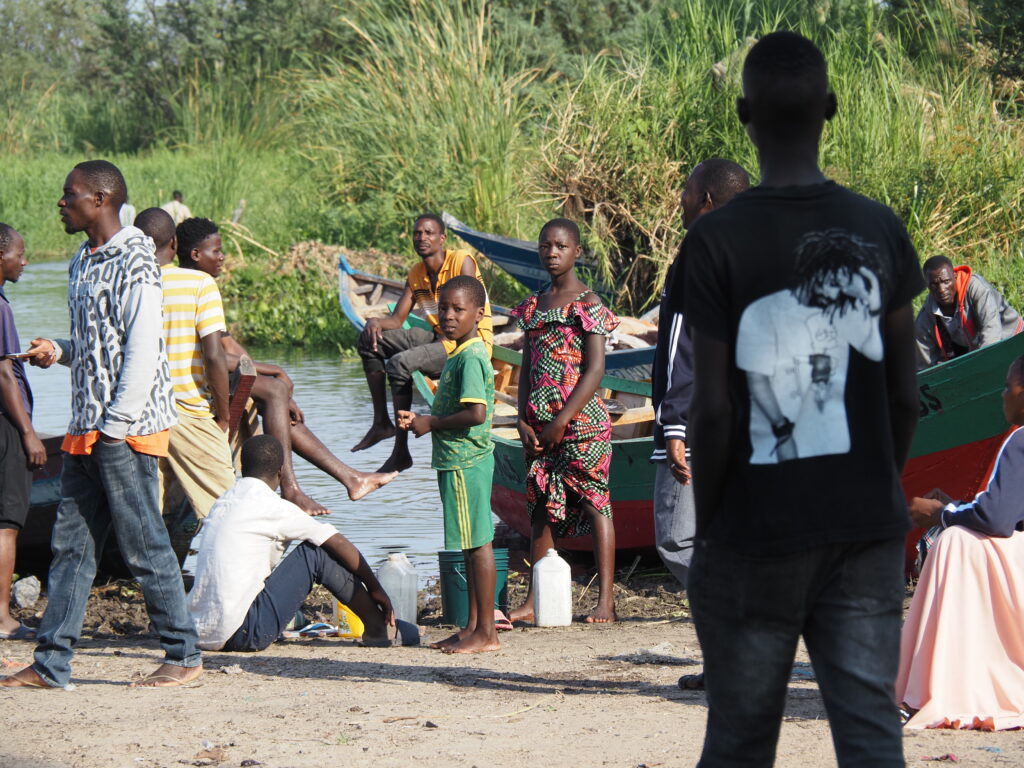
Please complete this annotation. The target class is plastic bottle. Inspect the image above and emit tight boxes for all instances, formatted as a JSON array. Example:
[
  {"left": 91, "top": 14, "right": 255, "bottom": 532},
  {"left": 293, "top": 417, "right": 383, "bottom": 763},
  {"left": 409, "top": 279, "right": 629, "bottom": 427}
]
[
  {"left": 533, "top": 548, "right": 572, "bottom": 626},
  {"left": 376, "top": 552, "right": 418, "bottom": 625}
]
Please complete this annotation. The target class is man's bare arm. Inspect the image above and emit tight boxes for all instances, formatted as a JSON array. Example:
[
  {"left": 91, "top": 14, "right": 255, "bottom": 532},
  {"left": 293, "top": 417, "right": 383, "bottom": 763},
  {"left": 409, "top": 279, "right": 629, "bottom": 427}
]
[
  {"left": 0, "top": 359, "right": 44, "bottom": 467},
  {"left": 200, "top": 331, "right": 231, "bottom": 431},
  {"left": 884, "top": 303, "right": 920, "bottom": 472},
  {"left": 689, "top": 330, "right": 734, "bottom": 536}
]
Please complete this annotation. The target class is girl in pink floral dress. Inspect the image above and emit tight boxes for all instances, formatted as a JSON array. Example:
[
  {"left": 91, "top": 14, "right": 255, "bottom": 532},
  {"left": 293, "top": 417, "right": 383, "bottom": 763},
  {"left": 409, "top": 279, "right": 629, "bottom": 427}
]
[{"left": 507, "top": 218, "right": 620, "bottom": 624}]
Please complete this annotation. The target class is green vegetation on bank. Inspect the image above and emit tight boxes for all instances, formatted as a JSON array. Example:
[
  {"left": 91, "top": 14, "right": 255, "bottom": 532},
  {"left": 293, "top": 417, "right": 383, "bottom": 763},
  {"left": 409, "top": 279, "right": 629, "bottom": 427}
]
[{"left": 2, "top": 0, "right": 1024, "bottom": 345}]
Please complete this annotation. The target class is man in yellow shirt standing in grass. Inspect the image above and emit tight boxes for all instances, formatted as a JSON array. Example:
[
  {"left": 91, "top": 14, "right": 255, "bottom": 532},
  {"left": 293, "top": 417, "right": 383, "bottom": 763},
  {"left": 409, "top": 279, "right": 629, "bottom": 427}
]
[{"left": 135, "top": 208, "right": 235, "bottom": 525}]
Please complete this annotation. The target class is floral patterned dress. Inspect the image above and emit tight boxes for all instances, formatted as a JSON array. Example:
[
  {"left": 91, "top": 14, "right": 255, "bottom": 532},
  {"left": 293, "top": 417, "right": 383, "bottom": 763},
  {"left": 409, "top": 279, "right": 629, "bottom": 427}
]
[{"left": 511, "top": 292, "right": 620, "bottom": 537}]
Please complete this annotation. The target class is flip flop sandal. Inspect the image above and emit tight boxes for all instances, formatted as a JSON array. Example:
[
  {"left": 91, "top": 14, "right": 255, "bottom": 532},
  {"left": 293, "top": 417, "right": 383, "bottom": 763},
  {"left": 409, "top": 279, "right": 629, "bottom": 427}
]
[
  {"left": 1, "top": 670, "right": 55, "bottom": 689},
  {"left": 297, "top": 622, "right": 341, "bottom": 638},
  {"left": 129, "top": 674, "right": 202, "bottom": 688},
  {"left": 0, "top": 624, "right": 37, "bottom": 641},
  {"left": 494, "top": 610, "right": 513, "bottom": 631},
  {"left": 678, "top": 673, "right": 705, "bottom": 691}
]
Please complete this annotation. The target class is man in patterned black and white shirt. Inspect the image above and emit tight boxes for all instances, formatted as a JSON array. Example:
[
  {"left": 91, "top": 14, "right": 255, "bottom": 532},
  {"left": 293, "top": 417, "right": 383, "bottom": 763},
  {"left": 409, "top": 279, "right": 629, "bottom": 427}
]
[{"left": 1, "top": 160, "right": 202, "bottom": 691}]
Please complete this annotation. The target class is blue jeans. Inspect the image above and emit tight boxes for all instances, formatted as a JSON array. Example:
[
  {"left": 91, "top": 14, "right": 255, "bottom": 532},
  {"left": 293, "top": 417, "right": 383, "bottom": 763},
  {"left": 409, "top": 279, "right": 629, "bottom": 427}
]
[
  {"left": 32, "top": 441, "right": 201, "bottom": 687},
  {"left": 222, "top": 542, "right": 356, "bottom": 652},
  {"left": 653, "top": 462, "right": 696, "bottom": 587},
  {"left": 689, "top": 537, "right": 905, "bottom": 768}
]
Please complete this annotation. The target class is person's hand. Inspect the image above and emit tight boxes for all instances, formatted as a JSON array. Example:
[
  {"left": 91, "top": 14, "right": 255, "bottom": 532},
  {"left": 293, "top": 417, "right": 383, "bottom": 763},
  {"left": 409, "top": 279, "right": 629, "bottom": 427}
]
[
  {"left": 538, "top": 420, "right": 567, "bottom": 453},
  {"left": 288, "top": 399, "right": 305, "bottom": 425},
  {"left": 24, "top": 338, "right": 57, "bottom": 368},
  {"left": 517, "top": 419, "right": 542, "bottom": 456},
  {"left": 22, "top": 432, "right": 46, "bottom": 469},
  {"left": 909, "top": 496, "right": 945, "bottom": 528},
  {"left": 361, "top": 318, "right": 384, "bottom": 353},
  {"left": 395, "top": 410, "right": 415, "bottom": 431},
  {"left": 666, "top": 438, "right": 691, "bottom": 484},
  {"left": 923, "top": 487, "right": 954, "bottom": 505},
  {"left": 367, "top": 584, "right": 395, "bottom": 627},
  {"left": 774, "top": 434, "right": 797, "bottom": 462},
  {"left": 214, "top": 416, "right": 229, "bottom": 434},
  {"left": 409, "top": 414, "right": 433, "bottom": 437}
]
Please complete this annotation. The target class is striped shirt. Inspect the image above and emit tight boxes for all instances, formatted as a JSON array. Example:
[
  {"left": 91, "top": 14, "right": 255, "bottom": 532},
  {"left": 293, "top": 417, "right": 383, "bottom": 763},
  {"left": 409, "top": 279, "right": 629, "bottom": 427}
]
[{"left": 161, "top": 265, "right": 227, "bottom": 417}]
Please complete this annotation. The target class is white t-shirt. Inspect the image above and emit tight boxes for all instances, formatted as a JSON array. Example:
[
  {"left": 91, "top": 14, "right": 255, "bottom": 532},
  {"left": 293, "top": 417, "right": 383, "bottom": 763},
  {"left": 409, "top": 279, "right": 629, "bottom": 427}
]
[
  {"left": 188, "top": 477, "right": 339, "bottom": 650},
  {"left": 736, "top": 288, "right": 881, "bottom": 464}
]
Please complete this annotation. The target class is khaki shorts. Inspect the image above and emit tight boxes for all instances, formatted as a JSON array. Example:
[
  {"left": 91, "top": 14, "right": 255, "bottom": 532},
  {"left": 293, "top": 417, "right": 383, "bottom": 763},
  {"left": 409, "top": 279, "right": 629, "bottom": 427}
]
[{"left": 158, "top": 410, "right": 237, "bottom": 520}]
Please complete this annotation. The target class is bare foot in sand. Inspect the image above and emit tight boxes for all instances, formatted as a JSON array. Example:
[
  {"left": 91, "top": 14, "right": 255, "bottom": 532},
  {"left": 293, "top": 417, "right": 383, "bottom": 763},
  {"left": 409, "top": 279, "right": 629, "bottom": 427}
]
[
  {"left": 429, "top": 627, "right": 471, "bottom": 650},
  {"left": 442, "top": 632, "right": 500, "bottom": 655},
  {"left": 377, "top": 451, "right": 413, "bottom": 474},
  {"left": 346, "top": 470, "right": 399, "bottom": 501},
  {"left": 585, "top": 604, "right": 617, "bottom": 624},
  {"left": 0, "top": 667, "right": 53, "bottom": 688},
  {"left": 130, "top": 663, "right": 203, "bottom": 688},
  {"left": 351, "top": 423, "right": 396, "bottom": 452},
  {"left": 508, "top": 602, "right": 534, "bottom": 624},
  {"left": 283, "top": 487, "right": 330, "bottom": 516}
]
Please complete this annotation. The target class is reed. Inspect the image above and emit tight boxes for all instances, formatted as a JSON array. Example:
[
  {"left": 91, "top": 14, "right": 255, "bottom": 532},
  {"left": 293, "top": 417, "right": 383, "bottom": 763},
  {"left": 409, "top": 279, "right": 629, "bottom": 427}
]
[{"left": 293, "top": 0, "right": 542, "bottom": 252}]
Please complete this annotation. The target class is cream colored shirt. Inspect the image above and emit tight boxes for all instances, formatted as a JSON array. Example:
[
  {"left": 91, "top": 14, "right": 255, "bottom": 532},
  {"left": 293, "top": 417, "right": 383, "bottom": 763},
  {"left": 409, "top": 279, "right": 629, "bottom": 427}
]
[{"left": 161, "top": 199, "right": 193, "bottom": 225}]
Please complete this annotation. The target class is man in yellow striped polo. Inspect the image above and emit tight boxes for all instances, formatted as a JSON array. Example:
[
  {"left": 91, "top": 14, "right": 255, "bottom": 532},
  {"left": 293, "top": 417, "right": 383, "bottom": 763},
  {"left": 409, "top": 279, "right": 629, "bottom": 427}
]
[{"left": 135, "top": 208, "right": 235, "bottom": 522}]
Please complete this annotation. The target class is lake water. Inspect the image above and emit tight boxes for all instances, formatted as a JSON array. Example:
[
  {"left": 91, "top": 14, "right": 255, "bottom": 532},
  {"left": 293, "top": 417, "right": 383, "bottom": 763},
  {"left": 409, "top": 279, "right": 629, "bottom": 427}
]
[{"left": 8, "top": 260, "right": 447, "bottom": 585}]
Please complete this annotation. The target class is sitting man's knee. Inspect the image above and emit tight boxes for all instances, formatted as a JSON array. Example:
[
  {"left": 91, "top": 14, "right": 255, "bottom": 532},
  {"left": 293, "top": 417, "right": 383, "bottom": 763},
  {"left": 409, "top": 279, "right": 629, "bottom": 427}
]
[{"left": 385, "top": 352, "right": 414, "bottom": 385}]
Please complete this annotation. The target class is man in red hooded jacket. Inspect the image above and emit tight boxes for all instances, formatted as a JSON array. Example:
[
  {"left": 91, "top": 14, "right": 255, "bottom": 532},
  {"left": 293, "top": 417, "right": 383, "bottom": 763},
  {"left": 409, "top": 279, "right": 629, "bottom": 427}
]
[{"left": 914, "top": 255, "right": 1022, "bottom": 369}]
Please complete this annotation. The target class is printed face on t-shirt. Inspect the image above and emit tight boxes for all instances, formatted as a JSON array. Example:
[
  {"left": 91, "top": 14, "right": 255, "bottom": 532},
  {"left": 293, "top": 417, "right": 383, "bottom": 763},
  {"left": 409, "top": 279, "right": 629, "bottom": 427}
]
[{"left": 736, "top": 228, "right": 884, "bottom": 465}]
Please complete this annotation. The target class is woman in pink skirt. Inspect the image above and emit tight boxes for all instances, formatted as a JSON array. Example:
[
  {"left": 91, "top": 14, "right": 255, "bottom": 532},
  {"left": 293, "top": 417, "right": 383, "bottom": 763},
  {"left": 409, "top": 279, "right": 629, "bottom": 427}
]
[{"left": 899, "top": 354, "right": 1024, "bottom": 730}]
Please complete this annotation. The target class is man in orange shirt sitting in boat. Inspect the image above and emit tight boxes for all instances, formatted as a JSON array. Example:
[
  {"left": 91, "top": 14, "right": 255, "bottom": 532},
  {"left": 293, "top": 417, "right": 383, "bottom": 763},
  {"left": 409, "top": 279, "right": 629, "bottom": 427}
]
[
  {"left": 914, "top": 255, "right": 1022, "bottom": 370},
  {"left": 352, "top": 214, "right": 493, "bottom": 473}
]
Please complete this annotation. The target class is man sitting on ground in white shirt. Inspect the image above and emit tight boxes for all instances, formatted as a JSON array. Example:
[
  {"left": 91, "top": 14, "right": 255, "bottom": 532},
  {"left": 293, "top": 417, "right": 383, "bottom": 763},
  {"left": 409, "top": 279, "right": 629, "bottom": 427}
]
[{"left": 188, "top": 434, "right": 419, "bottom": 651}]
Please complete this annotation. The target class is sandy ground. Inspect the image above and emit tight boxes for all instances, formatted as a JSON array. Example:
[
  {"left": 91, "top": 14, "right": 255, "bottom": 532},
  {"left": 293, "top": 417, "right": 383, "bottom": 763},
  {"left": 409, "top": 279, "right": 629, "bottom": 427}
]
[{"left": 2, "top": 577, "right": 1021, "bottom": 768}]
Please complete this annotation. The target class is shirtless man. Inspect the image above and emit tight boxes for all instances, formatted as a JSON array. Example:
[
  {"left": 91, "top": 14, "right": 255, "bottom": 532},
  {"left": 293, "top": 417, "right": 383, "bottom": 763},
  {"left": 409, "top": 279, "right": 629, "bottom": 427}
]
[
  {"left": 351, "top": 214, "right": 493, "bottom": 473},
  {"left": 175, "top": 216, "right": 396, "bottom": 515}
]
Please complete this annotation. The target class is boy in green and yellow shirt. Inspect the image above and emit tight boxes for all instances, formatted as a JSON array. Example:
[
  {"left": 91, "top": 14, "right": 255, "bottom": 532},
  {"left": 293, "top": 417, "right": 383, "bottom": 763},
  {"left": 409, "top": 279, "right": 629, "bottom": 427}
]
[{"left": 397, "top": 275, "right": 498, "bottom": 654}]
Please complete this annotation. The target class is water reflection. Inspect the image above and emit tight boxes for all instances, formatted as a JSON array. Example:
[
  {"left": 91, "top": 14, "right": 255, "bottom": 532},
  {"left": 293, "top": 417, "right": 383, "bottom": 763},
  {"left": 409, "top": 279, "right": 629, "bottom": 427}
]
[{"left": 10, "top": 261, "right": 452, "bottom": 583}]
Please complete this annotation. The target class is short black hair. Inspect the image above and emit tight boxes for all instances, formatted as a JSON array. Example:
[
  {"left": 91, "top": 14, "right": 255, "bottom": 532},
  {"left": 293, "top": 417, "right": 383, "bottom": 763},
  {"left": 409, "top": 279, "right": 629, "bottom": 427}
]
[
  {"left": 73, "top": 160, "right": 128, "bottom": 209},
  {"left": 176, "top": 217, "right": 219, "bottom": 262},
  {"left": 1012, "top": 354, "right": 1024, "bottom": 386},
  {"left": 0, "top": 223, "right": 17, "bottom": 254},
  {"left": 414, "top": 213, "right": 446, "bottom": 234},
  {"left": 241, "top": 434, "right": 284, "bottom": 479},
  {"left": 539, "top": 217, "right": 581, "bottom": 246},
  {"left": 134, "top": 208, "right": 176, "bottom": 250},
  {"left": 742, "top": 31, "right": 829, "bottom": 138},
  {"left": 693, "top": 159, "right": 750, "bottom": 206},
  {"left": 922, "top": 255, "right": 954, "bottom": 277},
  {"left": 172, "top": 190, "right": 183, "bottom": 201},
  {"left": 439, "top": 274, "right": 487, "bottom": 309}
]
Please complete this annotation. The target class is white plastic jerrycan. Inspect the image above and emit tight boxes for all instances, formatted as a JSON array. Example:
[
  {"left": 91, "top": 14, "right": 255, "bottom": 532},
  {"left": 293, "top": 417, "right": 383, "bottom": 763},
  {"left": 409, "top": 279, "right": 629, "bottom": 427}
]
[
  {"left": 376, "top": 552, "right": 418, "bottom": 625},
  {"left": 533, "top": 548, "right": 572, "bottom": 626}
]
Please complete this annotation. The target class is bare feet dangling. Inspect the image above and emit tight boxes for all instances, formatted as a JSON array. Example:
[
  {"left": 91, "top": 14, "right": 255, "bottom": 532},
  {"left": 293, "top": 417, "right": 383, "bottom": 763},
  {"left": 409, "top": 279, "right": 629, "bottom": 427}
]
[
  {"left": 377, "top": 451, "right": 413, "bottom": 474},
  {"left": 283, "top": 487, "right": 330, "bottom": 516},
  {"left": 346, "top": 471, "right": 399, "bottom": 501},
  {"left": 351, "top": 423, "right": 396, "bottom": 452}
]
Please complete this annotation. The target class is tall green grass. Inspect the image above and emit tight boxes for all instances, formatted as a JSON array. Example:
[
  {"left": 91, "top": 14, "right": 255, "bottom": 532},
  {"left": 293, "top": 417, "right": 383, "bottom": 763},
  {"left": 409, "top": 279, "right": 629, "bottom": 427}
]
[
  {"left": 3, "top": 0, "right": 1024, "bottom": 341},
  {"left": 294, "top": 0, "right": 542, "bottom": 251}
]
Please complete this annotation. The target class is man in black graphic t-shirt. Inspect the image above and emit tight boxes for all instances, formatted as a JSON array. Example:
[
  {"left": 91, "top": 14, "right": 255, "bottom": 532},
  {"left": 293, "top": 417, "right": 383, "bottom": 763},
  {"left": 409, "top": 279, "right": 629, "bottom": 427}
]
[{"left": 672, "top": 32, "right": 923, "bottom": 766}]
